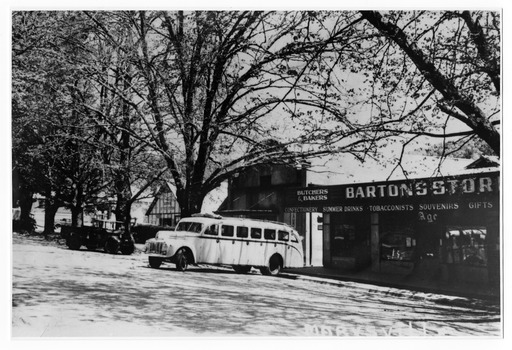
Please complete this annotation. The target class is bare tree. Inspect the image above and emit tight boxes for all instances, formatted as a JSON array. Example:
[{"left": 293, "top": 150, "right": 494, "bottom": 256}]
[
  {"left": 14, "top": 10, "right": 500, "bottom": 224},
  {"left": 12, "top": 11, "right": 108, "bottom": 233},
  {"left": 354, "top": 11, "right": 500, "bottom": 158},
  {"left": 83, "top": 11, "right": 367, "bottom": 216}
]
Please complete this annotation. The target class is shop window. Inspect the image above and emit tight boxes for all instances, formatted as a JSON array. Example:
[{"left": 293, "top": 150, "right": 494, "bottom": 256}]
[
  {"left": 221, "top": 225, "right": 234, "bottom": 237},
  {"left": 332, "top": 224, "right": 356, "bottom": 257},
  {"left": 443, "top": 227, "right": 487, "bottom": 266},
  {"left": 380, "top": 233, "right": 416, "bottom": 261}
]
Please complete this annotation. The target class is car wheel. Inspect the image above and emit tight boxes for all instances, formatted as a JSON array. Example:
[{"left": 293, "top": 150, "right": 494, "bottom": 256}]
[
  {"left": 66, "top": 232, "right": 82, "bottom": 250},
  {"left": 85, "top": 238, "right": 97, "bottom": 251},
  {"left": 104, "top": 237, "right": 120, "bottom": 254},
  {"left": 260, "top": 254, "right": 282, "bottom": 276},
  {"left": 148, "top": 256, "right": 162, "bottom": 268},
  {"left": 175, "top": 249, "right": 189, "bottom": 272},
  {"left": 120, "top": 242, "right": 135, "bottom": 255}
]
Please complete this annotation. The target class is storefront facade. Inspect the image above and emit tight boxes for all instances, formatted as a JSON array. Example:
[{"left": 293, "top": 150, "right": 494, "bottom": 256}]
[{"left": 284, "top": 171, "right": 500, "bottom": 286}]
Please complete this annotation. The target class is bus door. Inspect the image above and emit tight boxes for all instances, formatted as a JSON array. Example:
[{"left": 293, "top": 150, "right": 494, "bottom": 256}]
[
  {"left": 200, "top": 223, "right": 220, "bottom": 264},
  {"left": 236, "top": 226, "right": 250, "bottom": 265}
]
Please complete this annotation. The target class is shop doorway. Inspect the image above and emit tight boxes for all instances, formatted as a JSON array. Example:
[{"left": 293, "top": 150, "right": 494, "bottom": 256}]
[{"left": 326, "top": 212, "right": 371, "bottom": 270}]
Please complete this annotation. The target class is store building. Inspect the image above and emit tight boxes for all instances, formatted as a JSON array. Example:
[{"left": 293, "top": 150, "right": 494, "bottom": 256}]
[
  {"left": 219, "top": 155, "right": 500, "bottom": 286},
  {"left": 284, "top": 170, "right": 500, "bottom": 285},
  {"left": 217, "top": 163, "right": 309, "bottom": 238}
]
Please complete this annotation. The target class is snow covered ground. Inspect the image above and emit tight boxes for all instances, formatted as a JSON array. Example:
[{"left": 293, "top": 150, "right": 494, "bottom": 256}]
[{"left": 11, "top": 233, "right": 501, "bottom": 337}]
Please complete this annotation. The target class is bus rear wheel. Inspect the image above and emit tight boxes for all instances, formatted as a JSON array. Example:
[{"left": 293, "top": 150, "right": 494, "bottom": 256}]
[
  {"left": 233, "top": 265, "right": 252, "bottom": 274},
  {"left": 148, "top": 256, "right": 162, "bottom": 268},
  {"left": 260, "top": 254, "right": 282, "bottom": 276}
]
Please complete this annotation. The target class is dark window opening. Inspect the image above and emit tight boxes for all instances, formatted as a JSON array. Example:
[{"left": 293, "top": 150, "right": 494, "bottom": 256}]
[
  {"left": 204, "top": 224, "right": 218, "bottom": 236},
  {"left": 443, "top": 226, "right": 487, "bottom": 266},
  {"left": 260, "top": 175, "right": 271, "bottom": 187},
  {"left": 221, "top": 225, "right": 234, "bottom": 237},
  {"left": 237, "top": 227, "right": 249, "bottom": 238},
  {"left": 278, "top": 230, "right": 289, "bottom": 241},
  {"left": 380, "top": 232, "right": 416, "bottom": 262},
  {"left": 251, "top": 227, "right": 262, "bottom": 239},
  {"left": 264, "top": 229, "right": 276, "bottom": 240}
]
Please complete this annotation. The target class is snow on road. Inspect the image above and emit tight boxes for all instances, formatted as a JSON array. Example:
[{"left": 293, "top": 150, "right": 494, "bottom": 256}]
[{"left": 11, "top": 234, "right": 501, "bottom": 337}]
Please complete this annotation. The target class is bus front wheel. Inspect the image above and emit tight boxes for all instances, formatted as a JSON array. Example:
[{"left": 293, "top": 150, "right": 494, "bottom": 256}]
[
  {"left": 260, "top": 254, "right": 282, "bottom": 276},
  {"left": 175, "top": 249, "right": 189, "bottom": 272}
]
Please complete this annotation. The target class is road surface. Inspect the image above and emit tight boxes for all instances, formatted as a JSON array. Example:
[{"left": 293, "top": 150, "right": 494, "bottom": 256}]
[{"left": 11, "top": 233, "right": 501, "bottom": 337}]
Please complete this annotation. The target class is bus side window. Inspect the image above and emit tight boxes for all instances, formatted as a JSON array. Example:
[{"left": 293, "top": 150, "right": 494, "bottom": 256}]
[
  {"left": 278, "top": 230, "right": 289, "bottom": 242},
  {"left": 251, "top": 227, "right": 262, "bottom": 239},
  {"left": 204, "top": 224, "right": 218, "bottom": 236},
  {"left": 264, "top": 229, "right": 276, "bottom": 240},
  {"left": 291, "top": 233, "right": 299, "bottom": 243},
  {"left": 221, "top": 225, "right": 234, "bottom": 237},
  {"left": 237, "top": 227, "right": 249, "bottom": 238}
]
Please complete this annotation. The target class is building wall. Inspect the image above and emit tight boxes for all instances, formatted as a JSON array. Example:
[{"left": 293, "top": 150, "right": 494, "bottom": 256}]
[
  {"left": 321, "top": 203, "right": 499, "bottom": 285},
  {"left": 286, "top": 171, "right": 500, "bottom": 285},
  {"left": 146, "top": 189, "right": 181, "bottom": 227},
  {"left": 219, "top": 164, "right": 309, "bottom": 258}
]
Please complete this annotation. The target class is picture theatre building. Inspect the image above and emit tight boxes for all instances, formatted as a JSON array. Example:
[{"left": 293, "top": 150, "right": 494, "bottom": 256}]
[{"left": 284, "top": 171, "right": 500, "bottom": 286}]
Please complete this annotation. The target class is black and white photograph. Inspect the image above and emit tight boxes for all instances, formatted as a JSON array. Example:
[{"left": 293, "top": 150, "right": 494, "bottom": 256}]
[{"left": 5, "top": 0, "right": 508, "bottom": 343}]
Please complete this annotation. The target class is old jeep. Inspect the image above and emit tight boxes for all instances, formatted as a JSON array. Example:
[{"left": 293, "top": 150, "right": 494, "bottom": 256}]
[{"left": 60, "top": 218, "right": 135, "bottom": 255}]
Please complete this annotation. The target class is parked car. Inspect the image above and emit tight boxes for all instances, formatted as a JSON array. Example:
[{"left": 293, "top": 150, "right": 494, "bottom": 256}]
[{"left": 60, "top": 219, "right": 135, "bottom": 255}]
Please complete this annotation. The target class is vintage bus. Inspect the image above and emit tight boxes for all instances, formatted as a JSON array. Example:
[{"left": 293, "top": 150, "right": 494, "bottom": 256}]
[{"left": 144, "top": 214, "right": 304, "bottom": 275}]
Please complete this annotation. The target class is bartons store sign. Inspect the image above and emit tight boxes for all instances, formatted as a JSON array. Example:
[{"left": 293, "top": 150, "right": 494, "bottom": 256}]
[{"left": 284, "top": 171, "right": 499, "bottom": 215}]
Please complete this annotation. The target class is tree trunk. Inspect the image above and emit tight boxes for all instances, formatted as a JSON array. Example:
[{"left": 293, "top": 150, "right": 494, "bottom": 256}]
[
  {"left": 71, "top": 206, "right": 83, "bottom": 227},
  {"left": 114, "top": 187, "right": 132, "bottom": 232},
  {"left": 18, "top": 187, "right": 34, "bottom": 224},
  {"left": 178, "top": 184, "right": 205, "bottom": 218},
  {"left": 43, "top": 199, "right": 59, "bottom": 236}
]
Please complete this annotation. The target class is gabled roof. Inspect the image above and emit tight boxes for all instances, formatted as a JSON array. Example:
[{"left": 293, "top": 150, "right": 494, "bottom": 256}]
[
  {"left": 145, "top": 181, "right": 228, "bottom": 216},
  {"left": 145, "top": 182, "right": 177, "bottom": 215},
  {"left": 465, "top": 155, "right": 500, "bottom": 169}
]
